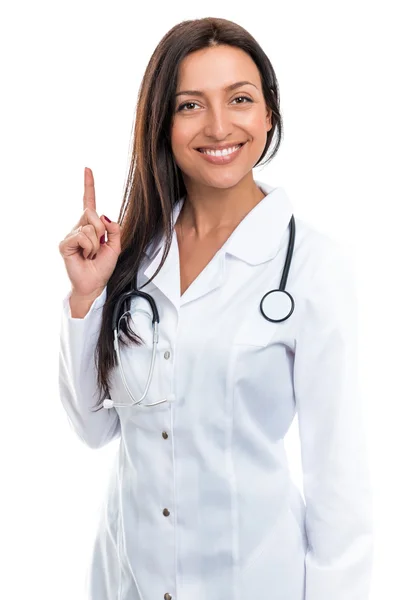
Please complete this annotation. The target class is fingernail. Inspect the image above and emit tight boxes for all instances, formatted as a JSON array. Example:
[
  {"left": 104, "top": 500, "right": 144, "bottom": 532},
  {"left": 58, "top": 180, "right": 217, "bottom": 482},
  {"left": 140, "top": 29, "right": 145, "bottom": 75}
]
[
  {"left": 104, "top": 215, "right": 111, "bottom": 223},
  {"left": 100, "top": 234, "right": 105, "bottom": 244}
]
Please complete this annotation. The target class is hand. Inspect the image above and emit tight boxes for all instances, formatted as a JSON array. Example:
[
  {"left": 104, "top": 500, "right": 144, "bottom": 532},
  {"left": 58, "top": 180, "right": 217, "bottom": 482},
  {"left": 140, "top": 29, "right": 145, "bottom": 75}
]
[{"left": 58, "top": 167, "right": 122, "bottom": 298}]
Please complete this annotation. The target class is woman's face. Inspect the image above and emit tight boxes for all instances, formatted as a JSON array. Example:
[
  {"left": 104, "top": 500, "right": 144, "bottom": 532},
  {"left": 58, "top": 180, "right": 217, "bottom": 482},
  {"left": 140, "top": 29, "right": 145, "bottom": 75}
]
[{"left": 170, "top": 44, "right": 272, "bottom": 190}]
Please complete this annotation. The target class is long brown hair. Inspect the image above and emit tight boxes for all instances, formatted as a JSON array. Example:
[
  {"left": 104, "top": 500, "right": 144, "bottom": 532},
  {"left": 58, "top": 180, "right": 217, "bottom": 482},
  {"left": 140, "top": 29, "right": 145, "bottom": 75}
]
[{"left": 91, "top": 16, "right": 283, "bottom": 411}]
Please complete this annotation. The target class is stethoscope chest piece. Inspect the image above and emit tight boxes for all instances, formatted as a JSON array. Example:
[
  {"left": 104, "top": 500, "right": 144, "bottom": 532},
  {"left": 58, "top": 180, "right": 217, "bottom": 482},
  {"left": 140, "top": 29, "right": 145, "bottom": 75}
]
[
  {"left": 259, "top": 214, "right": 296, "bottom": 323},
  {"left": 260, "top": 289, "right": 295, "bottom": 323}
]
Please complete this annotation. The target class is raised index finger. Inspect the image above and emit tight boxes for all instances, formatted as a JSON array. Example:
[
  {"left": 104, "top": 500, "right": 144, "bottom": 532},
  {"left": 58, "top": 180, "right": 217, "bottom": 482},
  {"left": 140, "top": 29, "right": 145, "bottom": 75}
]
[{"left": 83, "top": 167, "right": 96, "bottom": 211}]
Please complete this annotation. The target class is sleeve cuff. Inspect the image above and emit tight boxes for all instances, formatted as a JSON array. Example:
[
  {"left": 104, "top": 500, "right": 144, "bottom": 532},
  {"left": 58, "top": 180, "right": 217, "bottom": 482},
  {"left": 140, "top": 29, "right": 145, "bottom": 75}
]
[{"left": 62, "top": 286, "right": 108, "bottom": 321}]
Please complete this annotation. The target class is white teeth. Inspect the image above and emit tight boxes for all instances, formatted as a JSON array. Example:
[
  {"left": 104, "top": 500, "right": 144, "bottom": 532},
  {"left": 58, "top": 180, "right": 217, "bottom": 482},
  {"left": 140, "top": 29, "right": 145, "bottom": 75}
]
[{"left": 199, "top": 144, "right": 242, "bottom": 157}]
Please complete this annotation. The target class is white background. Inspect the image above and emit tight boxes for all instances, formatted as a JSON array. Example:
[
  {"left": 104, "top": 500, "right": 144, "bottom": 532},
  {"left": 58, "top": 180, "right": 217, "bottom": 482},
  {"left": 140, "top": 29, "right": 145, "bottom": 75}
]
[{"left": 1, "top": 1, "right": 398, "bottom": 598}]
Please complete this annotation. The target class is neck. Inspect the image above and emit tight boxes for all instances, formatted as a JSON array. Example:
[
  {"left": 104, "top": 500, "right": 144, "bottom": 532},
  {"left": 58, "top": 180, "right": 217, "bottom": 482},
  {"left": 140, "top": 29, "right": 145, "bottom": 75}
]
[{"left": 177, "top": 173, "right": 266, "bottom": 240}]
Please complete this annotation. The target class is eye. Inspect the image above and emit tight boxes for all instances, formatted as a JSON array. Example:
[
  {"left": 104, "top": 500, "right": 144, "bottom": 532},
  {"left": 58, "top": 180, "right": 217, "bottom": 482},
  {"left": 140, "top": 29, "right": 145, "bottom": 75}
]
[
  {"left": 177, "top": 95, "right": 253, "bottom": 112},
  {"left": 177, "top": 101, "right": 199, "bottom": 112},
  {"left": 232, "top": 96, "right": 253, "bottom": 105}
]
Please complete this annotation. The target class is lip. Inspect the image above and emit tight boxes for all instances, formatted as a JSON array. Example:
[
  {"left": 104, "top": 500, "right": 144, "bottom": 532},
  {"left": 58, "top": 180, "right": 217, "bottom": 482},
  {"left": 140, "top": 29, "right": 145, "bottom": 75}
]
[{"left": 196, "top": 142, "right": 246, "bottom": 165}]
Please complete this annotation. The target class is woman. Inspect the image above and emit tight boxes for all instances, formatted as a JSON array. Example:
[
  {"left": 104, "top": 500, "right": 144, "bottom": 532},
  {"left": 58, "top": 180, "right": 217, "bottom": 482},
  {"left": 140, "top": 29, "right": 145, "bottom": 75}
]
[{"left": 58, "top": 17, "right": 373, "bottom": 600}]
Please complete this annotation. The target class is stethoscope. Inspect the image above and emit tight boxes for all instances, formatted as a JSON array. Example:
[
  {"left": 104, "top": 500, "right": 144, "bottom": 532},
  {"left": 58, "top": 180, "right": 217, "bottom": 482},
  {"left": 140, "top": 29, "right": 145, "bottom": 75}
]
[{"left": 102, "top": 215, "right": 295, "bottom": 410}]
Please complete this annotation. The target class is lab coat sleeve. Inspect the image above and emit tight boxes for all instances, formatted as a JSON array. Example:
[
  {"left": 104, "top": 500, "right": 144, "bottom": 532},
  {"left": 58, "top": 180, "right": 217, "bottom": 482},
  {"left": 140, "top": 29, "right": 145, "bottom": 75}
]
[
  {"left": 293, "top": 241, "right": 374, "bottom": 599},
  {"left": 58, "top": 286, "right": 121, "bottom": 449}
]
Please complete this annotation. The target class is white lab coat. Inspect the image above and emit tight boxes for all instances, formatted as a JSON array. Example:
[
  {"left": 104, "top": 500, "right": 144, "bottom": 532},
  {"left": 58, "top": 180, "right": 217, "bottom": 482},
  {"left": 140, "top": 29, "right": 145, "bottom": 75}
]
[{"left": 59, "top": 178, "right": 374, "bottom": 600}]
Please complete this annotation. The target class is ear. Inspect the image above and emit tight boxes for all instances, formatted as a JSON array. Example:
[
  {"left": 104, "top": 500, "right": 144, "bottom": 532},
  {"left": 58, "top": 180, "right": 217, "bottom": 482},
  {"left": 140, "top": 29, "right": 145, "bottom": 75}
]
[{"left": 266, "top": 110, "right": 273, "bottom": 132}]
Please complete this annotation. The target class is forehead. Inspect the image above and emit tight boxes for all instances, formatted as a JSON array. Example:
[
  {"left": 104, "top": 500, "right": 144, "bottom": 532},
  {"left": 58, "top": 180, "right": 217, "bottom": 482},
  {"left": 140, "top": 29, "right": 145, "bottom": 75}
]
[{"left": 176, "top": 45, "right": 261, "bottom": 89}]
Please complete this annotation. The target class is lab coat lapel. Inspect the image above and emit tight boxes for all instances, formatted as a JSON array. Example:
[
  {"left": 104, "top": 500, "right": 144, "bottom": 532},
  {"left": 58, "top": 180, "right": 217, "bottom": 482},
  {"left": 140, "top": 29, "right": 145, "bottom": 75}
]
[
  {"left": 142, "top": 225, "right": 228, "bottom": 310},
  {"left": 179, "top": 247, "right": 227, "bottom": 306},
  {"left": 142, "top": 229, "right": 181, "bottom": 312}
]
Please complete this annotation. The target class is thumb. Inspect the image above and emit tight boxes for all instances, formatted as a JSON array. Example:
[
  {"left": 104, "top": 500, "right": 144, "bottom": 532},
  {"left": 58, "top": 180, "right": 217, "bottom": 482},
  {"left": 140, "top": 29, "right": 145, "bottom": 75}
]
[{"left": 101, "top": 215, "right": 121, "bottom": 253}]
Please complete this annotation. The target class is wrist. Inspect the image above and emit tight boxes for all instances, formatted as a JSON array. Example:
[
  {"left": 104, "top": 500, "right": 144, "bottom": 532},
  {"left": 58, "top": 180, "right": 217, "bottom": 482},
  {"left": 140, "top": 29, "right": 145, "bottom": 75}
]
[{"left": 69, "top": 287, "right": 106, "bottom": 318}]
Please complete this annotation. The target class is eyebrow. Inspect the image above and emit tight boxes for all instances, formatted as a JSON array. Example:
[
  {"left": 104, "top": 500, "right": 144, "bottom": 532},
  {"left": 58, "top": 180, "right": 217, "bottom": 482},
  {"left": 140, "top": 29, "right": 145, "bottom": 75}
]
[{"left": 175, "top": 80, "right": 258, "bottom": 98}]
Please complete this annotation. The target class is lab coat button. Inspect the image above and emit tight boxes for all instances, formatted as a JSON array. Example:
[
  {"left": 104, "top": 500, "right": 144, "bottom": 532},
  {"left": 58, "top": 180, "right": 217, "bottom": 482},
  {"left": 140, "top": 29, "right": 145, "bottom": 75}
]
[
  {"left": 163, "top": 508, "right": 170, "bottom": 517},
  {"left": 162, "top": 431, "right": 168, "bottom": 439},
  {"left": 164, "top": 594, "right": 172, "bottom": 600},
  {"left": 164, "top": 350, "right": 171, "bottom": 359}
]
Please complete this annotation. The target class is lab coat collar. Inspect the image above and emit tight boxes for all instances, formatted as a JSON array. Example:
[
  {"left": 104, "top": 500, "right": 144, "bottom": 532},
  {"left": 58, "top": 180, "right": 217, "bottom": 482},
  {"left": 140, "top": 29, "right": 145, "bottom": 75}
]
[
  {"left": 143, "top": 179, "right": 294, "bottom": 266},
  {"left": 141, "top": 178, "right": 294, "bottom": 309},
  {"left": 223, "top": 180, "right": 293, "bottom": 265}
]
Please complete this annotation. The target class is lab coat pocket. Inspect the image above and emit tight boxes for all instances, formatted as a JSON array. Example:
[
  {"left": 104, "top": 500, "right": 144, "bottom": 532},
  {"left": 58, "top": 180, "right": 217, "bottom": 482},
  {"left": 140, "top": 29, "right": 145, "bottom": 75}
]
[
  {"left": 229, "top": 304, "right": 295, "bottom": 438},
  {"left": 232, "top": 308, "right": 280, "bottom": 347}
]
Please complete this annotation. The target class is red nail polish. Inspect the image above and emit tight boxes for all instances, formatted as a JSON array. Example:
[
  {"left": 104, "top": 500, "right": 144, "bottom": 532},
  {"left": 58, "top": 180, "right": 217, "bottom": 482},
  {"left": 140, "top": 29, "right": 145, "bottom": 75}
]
[
  {"left": 100, "top": 234, "right": 105, "bottom": 244},
  {"left": 104, "top": 216, "right": 111, "bottom": 223}
]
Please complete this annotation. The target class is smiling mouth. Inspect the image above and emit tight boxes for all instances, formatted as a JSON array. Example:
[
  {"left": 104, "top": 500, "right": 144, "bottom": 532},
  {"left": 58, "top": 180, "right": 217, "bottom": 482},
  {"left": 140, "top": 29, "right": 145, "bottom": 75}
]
[{"left": 196, "top": 142, "right": 246, "bottom": 154}]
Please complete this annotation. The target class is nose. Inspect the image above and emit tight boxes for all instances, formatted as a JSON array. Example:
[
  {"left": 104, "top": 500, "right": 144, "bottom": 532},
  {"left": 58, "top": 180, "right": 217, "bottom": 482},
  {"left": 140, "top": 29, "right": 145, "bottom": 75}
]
[{"left": 203, "top": 104, "right": 234, "bottom": 140}]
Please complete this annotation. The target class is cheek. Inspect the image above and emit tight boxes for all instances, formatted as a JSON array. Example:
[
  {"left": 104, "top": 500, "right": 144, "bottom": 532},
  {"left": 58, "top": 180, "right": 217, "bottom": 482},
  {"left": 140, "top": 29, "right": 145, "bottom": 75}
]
[
  {"left": 170, "top": 127, "right": 200, "bottom": 169},
  {"left": 249, "top": 113, "right": 268, "bottom": 134},
  {"left": 170, "top": 119, "right": 194, "bottom": 149},
  {"left": 249, "top": 118, "right": 268, "bottom": 151}
]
